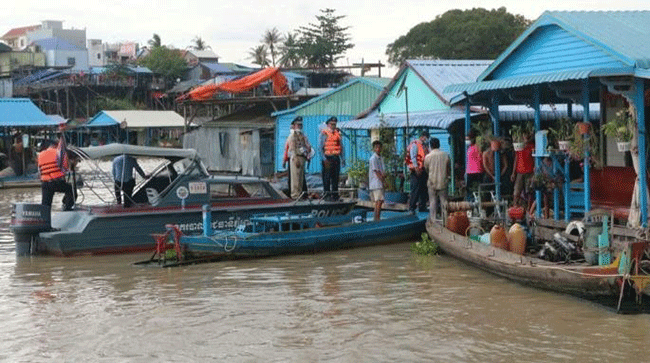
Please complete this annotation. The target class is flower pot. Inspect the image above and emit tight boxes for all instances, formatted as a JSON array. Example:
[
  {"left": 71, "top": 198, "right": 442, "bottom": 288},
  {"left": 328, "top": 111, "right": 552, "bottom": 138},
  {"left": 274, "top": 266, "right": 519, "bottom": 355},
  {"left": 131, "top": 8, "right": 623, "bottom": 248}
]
[
  {"left": 576, "top": 122, "right": 591, "bottom": 135},
  {"left": 617, "top": 141, "right": 631, "bottom": 152},
  {"left": 512, "top": 142, "right": 524, "bottom": 151},
  {"left": 558, "top": 140, "right": 570, "bottom": 151},
  {"left": 490, "top": 140, "right": 501, "bottom": 151}
]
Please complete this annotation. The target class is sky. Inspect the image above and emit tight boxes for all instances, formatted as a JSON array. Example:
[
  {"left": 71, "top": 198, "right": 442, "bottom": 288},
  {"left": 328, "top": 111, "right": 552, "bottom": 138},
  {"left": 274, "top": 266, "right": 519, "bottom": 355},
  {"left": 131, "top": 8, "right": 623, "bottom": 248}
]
[{"left": 2, "top": 0, "right": 648, "bottom": 77}]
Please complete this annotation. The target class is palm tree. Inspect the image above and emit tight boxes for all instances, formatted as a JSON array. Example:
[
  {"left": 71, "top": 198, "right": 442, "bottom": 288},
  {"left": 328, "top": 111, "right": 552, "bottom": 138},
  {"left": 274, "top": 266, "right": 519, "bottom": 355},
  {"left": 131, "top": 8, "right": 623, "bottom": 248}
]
[
  {"left": 248, "top": 45, "right": 269, "bottom": 67},
  {"left": 279, "top": 32, "right": 302, "bottom": 68},
  {"left": 148, "top": 33, "right": 162, "bottom": 48},
  {"left": 191, "top": 36, "right": 210, "bottom": 51},
  {"left": 262, "top": 28, "right": 283, "bottom": 67}
]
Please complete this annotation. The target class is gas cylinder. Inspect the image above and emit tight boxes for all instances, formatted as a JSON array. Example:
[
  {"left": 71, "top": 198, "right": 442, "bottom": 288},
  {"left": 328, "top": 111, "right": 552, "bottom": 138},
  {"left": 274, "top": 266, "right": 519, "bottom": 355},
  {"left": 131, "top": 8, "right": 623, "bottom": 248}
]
[
  {"left": 508, "top": 223, "right": 527, "bottom": 255},
  {"left": 447, "top": 212, "right": 470, "bottom": 236},
  {"left": 490, "top": 224, "right": 509, "bottom": 250}
]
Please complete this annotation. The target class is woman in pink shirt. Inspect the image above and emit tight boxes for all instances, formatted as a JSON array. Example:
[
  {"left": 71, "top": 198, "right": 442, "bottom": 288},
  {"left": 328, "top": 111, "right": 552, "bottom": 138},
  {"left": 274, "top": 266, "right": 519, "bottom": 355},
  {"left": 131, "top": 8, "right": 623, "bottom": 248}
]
[{"left": 466, "top": 130, "right": 483, "bottom": 193}]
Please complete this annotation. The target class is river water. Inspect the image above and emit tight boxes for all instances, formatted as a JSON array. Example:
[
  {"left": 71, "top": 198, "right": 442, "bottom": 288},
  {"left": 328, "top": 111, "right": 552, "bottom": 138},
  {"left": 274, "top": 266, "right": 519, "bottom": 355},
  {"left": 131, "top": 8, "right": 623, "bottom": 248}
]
[{"left": 1, "top": 185, "right": 650, "bottom": 362}]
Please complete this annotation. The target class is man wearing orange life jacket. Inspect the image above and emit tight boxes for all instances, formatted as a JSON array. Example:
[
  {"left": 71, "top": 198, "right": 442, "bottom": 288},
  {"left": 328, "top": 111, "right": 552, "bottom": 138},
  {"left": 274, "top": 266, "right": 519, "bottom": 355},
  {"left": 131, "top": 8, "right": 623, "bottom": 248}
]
[
  {"left": 319, "top": 116, "right": 345, "bottom": 201},
  {"left": 406, "top": 130, "right": 430, "bottom": 213},
  {"left": 38, "top": 139, "right": 74, "bottom": 211}
]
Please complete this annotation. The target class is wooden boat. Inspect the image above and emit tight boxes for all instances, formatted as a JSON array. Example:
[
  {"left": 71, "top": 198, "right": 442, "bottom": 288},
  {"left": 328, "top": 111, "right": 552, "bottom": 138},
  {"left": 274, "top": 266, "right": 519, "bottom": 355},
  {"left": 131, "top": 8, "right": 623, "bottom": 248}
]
[
  {"left": 140, "top": 209, "right": 428, "bottom": 267},
  {"left": 426, "top": 218, "right": 650, "bottom": 312}
]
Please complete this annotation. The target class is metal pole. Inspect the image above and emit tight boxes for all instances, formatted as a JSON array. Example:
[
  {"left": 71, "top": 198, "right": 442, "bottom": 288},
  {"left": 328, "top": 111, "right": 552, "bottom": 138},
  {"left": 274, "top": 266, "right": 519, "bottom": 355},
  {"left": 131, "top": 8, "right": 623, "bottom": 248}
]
[
  {"left": 491, "top": 94, "right": 501, "bottom": 201},
  {"left": 533, "top": 85, "right": 542, "bottom": 218},
  {"left": 582, "top": 79, "right": 591, "bottom": 214},
  {"left": 636, "top": 78, "right": 647, "bottom": 227}
]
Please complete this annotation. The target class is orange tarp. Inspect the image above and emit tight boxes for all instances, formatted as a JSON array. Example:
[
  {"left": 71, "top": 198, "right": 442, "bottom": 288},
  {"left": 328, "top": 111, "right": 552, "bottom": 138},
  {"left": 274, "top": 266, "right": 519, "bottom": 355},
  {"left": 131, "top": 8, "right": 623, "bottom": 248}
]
[{"left": 180, "top": 67, "right": 290, "bottom": 101}]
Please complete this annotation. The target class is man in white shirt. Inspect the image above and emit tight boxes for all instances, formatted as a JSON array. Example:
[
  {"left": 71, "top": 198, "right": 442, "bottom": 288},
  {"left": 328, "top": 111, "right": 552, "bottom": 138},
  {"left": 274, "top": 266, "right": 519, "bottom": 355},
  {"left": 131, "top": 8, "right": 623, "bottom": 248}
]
[
  {"left": 368, "top": 140, "right": 386, "bottom": 221},
  {"left": 423, "top": 137, "right": 450, "bottom": 221}
]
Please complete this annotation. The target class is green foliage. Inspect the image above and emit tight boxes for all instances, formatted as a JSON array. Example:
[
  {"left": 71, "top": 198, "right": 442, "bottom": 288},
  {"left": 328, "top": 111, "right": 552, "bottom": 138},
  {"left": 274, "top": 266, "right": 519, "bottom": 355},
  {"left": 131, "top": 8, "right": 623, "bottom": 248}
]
[
  {"left": 279, "top": 32, "right": 303, "bottom": 68},
  {"left": 549, "top": 117, "right": 574, "bottom": 142},
  {"left": 262, "top": 28, "right": 283, "bottom": 67},
  {"left": 472, "top": 118, "right": 493, "bottom": 151},
  {"left": 191, "top": 36, "right": 210, "bottom": 51},
  {"left": 137, "top": 46, "right": 187, "bottom": 83},
  {"left": 509, "top": 121, "right": 533, "bottom": 143},
  {"left": 568, "top": 125, "right": 602, "bottom": 169},
  {"left": 385, "top": 7, "right": 530, "bottom": 66},
  {"left": 411, "top": 233, "right": 440, "bottom": 255},
  {"left": 377, "top": 124, "right": 402, "bottom": 192},
  {"left": 602, "top": 108, "right": 634, "bottom": 142},
  {"left": 90, "top": 97, "right": 141, "bottom": 115},
  {"left": 148, "top": 33, "right": 162, "bottom": 48},
  {"left": 297, "top": 8, "right": 354, "bottom": 67},
  {"left": 347, "top": 159, "right": 368, "bottom": 187},
  {"left": 248, "top": 45, "right": 270, "bottom": 67}
]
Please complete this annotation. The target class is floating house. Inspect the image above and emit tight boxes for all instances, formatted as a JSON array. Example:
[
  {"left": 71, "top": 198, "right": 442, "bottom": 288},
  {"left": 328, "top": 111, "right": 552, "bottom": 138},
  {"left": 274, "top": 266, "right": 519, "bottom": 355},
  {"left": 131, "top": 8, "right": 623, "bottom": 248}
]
[
  {"left": 84, "top": 110, "right": 187, "bottom": 146},
  {"left": 271, "top": 77, "right": 391, "bottom": 174},
  {"left": 446, "top": 10, "right": 650, "bottom": 226}
]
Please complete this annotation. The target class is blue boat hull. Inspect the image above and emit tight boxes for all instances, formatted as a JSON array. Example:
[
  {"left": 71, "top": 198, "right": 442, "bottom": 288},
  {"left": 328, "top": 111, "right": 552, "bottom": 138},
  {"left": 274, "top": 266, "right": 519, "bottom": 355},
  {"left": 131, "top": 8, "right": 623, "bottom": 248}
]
[{"left": 181, "top": 211, "right": 427, "bottom": 259}]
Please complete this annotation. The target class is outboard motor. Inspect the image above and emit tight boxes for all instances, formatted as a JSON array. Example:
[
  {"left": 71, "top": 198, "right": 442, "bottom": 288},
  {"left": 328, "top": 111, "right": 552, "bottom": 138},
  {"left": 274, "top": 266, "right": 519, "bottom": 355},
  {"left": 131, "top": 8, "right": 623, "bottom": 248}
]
[{"left": 10, "top": 203, "right": 51, "bottom": 256}]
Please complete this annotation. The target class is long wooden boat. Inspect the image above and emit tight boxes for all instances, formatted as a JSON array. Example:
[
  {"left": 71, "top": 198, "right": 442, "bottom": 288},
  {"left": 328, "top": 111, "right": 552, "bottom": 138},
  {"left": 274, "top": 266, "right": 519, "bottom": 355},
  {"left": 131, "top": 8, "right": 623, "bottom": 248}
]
[
  {"left": 426, "top": 218, "right": 650, "bottom": 311},
  {"left": 140, "top": 210, "right": 428, "bottom": 267}
]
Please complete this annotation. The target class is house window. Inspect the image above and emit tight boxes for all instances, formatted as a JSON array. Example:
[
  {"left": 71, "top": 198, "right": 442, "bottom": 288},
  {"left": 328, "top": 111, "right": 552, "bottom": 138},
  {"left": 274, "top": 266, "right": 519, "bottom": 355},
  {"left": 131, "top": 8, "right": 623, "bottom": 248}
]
[
  {"left": 67, "top": 57, "right": 75, "bottom": 66},
  {"left": 97, "top": 53, "right": 101, "bottom": 60}
]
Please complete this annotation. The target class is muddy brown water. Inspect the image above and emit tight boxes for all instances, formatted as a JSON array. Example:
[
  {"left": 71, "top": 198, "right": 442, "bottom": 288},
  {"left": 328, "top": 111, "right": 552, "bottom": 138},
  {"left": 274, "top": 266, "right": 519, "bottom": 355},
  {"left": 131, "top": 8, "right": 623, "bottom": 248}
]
[{"left": 1, "top": 185, "right": 650, "bottom": 362}]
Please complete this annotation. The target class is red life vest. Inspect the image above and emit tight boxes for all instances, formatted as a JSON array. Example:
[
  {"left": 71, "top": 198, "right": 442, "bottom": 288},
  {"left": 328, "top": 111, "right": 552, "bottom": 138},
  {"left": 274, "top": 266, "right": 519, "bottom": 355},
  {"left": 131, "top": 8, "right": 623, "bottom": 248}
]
[
  {"left": 38, "top": 147, "right": 65, "bottom": 181},
  {"left": 322, "top": 128, "right": 342, "bottom": 156},
  {"left": 405, "top": 139, "right": 426, "bottom": 170}
]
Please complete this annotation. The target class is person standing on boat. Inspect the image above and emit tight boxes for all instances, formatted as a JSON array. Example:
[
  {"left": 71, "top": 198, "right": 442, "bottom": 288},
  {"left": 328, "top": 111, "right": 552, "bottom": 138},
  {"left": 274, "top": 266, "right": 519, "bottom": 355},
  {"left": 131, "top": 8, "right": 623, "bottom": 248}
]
[
  {"left": 406, "top": 130, "right": 430, "bottom": 213},
  {"left": 368, "top": 140, "right": 386, "bottom": 221},
  {"left": 112, "top": 154, "right": 147, "bottom": 207},
  {"left": 286, "top": 117, "right": 312, "bottom": 199},
  {"left": 38, "top": 139, "right": 74, "bottom": 211},
  {"left": 283, "top": 120, "right": 307, "bottom": 196},
  {"left": 424, "top": 137, "right": 450, "bottom": 221},
  {"left": 511, "top": 132, "right": 535, "bottom": 206},
  {"left": 320, "top": 116, "right": 345, "bottom": 201}
]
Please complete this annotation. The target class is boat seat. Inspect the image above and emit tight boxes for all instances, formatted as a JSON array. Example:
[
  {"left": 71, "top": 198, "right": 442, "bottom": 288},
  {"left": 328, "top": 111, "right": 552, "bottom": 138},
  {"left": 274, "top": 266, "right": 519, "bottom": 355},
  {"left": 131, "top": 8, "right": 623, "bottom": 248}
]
[{"left": 146, "top": 188, "right": 161, "bottom": 206}]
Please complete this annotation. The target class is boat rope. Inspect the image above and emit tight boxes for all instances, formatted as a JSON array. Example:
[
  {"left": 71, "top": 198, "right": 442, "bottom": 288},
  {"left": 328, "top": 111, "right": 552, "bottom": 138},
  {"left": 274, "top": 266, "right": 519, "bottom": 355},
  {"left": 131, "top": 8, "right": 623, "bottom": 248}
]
[{"left": 207, "top": 233, "right": 239, "bottom": 252}]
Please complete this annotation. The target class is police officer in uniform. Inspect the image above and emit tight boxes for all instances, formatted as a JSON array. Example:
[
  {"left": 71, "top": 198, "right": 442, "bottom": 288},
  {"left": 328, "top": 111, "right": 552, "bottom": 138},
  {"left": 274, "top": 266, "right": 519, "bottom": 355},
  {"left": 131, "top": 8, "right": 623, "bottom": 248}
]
[{"left": 319, "top": 116, "right": 345, "bottom": 201}]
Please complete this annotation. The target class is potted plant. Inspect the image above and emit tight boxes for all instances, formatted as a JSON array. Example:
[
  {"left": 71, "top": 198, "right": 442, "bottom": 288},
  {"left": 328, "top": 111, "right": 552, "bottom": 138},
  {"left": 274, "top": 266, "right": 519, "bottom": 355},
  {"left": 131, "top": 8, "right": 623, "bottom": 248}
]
[
  {"left": 549, "top": 117, "right": 574, "bottom": 151},
  {"left": 509, "top": 122, "right": 532, "bottom": 151},
  {"left": 472, "top": 119, "right": 493, "bottom": 152},
  {"left": 602, "top": 108, "right": 634, "bottom": 152},
  {"left": 568, "top": 125, "right": 602, "bottom": 169},
  {"left": 378, "top": 127, "right": 408, "bottom": 203}
]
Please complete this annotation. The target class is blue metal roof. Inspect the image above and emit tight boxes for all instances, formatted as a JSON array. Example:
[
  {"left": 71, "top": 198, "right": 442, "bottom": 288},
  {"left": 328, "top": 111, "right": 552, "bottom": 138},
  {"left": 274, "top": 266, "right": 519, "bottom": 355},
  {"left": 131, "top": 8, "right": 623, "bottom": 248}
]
[
  {"left": 201, "top": 62, "right": 231, "bottom": 74},
  {"left": 32, "top": 37, "right": 84, "bottom": 51},
  {"left": 0, "top": 98, "right": 58, "bottom": 127},
  {"left": 339, "top": 109, "right": 475, "bottom": 130},
  {"left": 86, "top": 111, "right": 119, "bottom": 127},
  {"left": 407, "top": 60, "right": 492, "bottom": 102},
  {"left": 478, "top": 11, "right": 650, "bottom": 83}
]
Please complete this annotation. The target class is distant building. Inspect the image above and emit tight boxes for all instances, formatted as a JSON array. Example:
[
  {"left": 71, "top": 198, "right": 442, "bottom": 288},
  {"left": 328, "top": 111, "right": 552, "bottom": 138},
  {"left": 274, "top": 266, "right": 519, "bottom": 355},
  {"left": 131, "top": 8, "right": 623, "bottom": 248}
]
[
  {"left": 183, "top": 49, "right": 219, "bottom": 66},
  {"left": 27, "top": 20, "right": 86, "bottom": 50},
  {"left": 1, "top": 24, "right": 41, "bottom": 50},
  {"left": 87, "top": 39, "right": 104, "bottom": 67},
  {"left": 28, "top": 38, "right": 89, "bottom": 71}
]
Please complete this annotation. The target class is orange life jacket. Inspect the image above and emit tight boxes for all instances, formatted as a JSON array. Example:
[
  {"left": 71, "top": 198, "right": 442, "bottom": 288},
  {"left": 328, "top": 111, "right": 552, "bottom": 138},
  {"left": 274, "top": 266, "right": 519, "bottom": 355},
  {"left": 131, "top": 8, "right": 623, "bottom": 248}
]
[
  {"left": 322, "top": 128, "right": 342, "bottom": 156},
  {"left": 405, "top": 139, "right": 426, "bottom": 170},
  {"left": 38, "top": 147, "right": 65, "bottom": 181}
]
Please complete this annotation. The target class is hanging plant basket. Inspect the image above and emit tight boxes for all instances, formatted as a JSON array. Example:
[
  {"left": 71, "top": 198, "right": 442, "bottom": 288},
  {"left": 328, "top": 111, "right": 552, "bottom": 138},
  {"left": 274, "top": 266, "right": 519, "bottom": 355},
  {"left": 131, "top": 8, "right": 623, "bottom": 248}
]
[
  {"left": 558, "top": 140, "right": 570, "bottom": 151},
  {"left": 512, "top": 142, "right": 524, "bottom": 151},
  {"left": 617, "top": 141, "right": 631, "bottom": 152},
  {"left": 576, "top": 122, "right": 591, "bottom": 135}
]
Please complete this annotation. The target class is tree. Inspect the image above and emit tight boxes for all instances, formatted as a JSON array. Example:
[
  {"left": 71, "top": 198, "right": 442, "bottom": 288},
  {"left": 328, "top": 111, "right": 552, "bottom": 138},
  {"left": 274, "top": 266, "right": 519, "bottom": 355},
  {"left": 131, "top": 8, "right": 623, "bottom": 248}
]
[
  {"left": 279, "top": 32, "right": 302, "bottom": 68},
  {"left": 148, "top": 33, "right": 162, "bottom": 48},
  {"left": 138, "top": 46, "right": 187, "bottom": 86},
  {"left": 262, "top": 28, "right": 283, "bottom": 67},
  {"left": 191, "top": 36, "right": 210, "bottom": 51},
  {"left": 385, "top": 7, "right": 531, "bottom": 66},
  {"left": 297, "top": 8, "right": 354, "bottom": 68},
  {"left": 248, "top": 45, "right": 269, "bottom": 67}
]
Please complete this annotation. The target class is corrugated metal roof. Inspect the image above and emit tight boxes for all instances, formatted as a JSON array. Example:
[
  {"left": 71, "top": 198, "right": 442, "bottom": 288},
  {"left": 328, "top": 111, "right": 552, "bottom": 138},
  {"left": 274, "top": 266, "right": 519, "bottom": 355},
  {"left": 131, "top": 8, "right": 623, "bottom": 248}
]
[
  {"left": 445, "top": 68, "right": 594, "bottom": 97},
  {"left": 339, "top": 109, "right": 475, "bottom": 130},
  {"left": 407, "top": 60, "right": 492, "bottom": 102},
  {"left": 87, "top": 111, "right": 186, "bottom": 128},
  {"left": 272, "top": 77, "right": 390, "bottom": 117},
  {"left": 0, "top": 98, "right": 58, "bottom": 127},
  {"left": 201, "top": 62, "right": 232, "bottom": 74},
  {"left": 187, "top": 49, "right": 220, "bottom": 60},
  {"left": 478, "top": 11, "right": 650, "bottom": 83},
  {"left": 498, "top": 103, "right": 600, "bottom": 122}
]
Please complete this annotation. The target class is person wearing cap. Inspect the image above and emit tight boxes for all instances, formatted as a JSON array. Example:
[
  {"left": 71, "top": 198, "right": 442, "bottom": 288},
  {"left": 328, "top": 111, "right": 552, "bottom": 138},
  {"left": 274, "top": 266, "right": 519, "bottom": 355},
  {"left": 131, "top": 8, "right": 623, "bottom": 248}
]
[
  {"left": 285, "top": 116, "right": 312, "bottom": 199},
  {"left": 38, "top": 138, "right": 74, "bottom": 211},
  {"left": 282, "top": 120, "right": 308, "bottom": 196},
  {"left": 319, "top": 116, "right": 345, "bottom": 201},
  {"left": 406, "top": 130, "right": 430, "bottom": 212}
]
